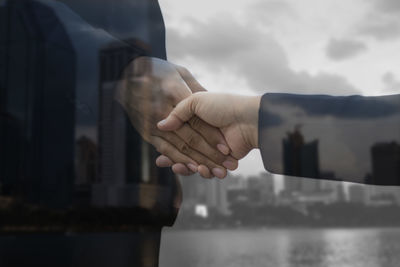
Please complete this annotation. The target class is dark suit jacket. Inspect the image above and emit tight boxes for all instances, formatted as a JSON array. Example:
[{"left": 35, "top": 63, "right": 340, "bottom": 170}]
[
  {"left": 0, "top": 0, "right": 178, "bottom": 266},
  {"left": 259, "top": 93, "right": 400, "bottom": 185}
]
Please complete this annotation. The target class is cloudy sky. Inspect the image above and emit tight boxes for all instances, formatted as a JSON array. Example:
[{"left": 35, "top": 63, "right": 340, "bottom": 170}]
[{"left": 160, "top": 0, "right": 400, "bottom": 177}]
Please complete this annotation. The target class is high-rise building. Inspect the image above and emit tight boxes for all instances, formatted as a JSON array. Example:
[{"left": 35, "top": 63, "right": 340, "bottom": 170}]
[
  {"left": 283, "top": 126, "right": 320, "bottom": 195},
  {"left": 224, "top": 174, "right": 246, "bottom": 190},
  {"left": 180, "top": 174, "right": 229, "bottom": 215},
  {"left": 76, "top": 136, "right": 98, "bottom": 185},
  {"left": 371, "top": 142, "right": 400, "bottom": 185},
  {"left": 366, "top": 142, "right": 400, "bottom": 205},
  {"left": 247, "top": 173, "right": 275, "bottom": 204},
  {"left": 206, "top": 178, "right": 229, "bottom": 215},
  {"left": 348, "top": 184, "right": 367, "bottom": 204},
  {"left": 92, "top": 40, "right": 175, "bottom": 209},
  {"left": 0, "top": 1, "right": 76, "bottom": 208},
  {"left": 0, "top": 1, "right": 178, "bottom": 230},
  {"left": 179, "top": 174, "right": 207, "bottom": 203}
]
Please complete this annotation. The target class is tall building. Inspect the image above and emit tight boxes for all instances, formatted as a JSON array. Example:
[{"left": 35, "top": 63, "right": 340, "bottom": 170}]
[
  {"left": 180, "top": 174, "right": 207, "bottom": 203},
  {"left": 206, "top": 178, "right": 229, "bottom": 215},
  {"left": 0, "top": 1, "right": 178, "bottom": 231},
  {"left": 348, "top": 184, "right": 367, "bottom": 204},
  {"left": 247, "top": 173, "right": 275, "bottom": 204},
  {"left": 224, "top": 174, "right": 246, "bottom": 190},
  {"left": 0, "top": 1, "right": 76, "bottom": 208},
  {"left": 76, "top": 136, "right": 98, "bottom": 185},
  {"left": 371, "top": 142, "right": 400, "bottom": 185},
  {"left": 92, "top": 39, "right": 175, "bottom": 210},
  {"left": 283, "top": 126, "right": 320, "bottom": 195},
  {"left": 180, "top": 174, "right": 229, "bottom": 215},
  {"left": 366, "top": 142, "right": 400, "bottom": 205}
]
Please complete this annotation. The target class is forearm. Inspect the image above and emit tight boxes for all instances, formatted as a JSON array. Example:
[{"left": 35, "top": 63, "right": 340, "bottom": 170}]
[{"left": 258, "top": 93, "right": 400, "bottom": 185}]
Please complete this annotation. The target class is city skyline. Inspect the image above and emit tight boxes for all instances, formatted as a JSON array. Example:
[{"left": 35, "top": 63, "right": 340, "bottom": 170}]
[{"left": 161, "top": 0, "right": 400, "bottom": 178}]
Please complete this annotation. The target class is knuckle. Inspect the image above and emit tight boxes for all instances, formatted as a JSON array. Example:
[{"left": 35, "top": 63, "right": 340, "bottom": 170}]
[
  {"left": 211, "top": 151, "right": 225, "bottom": 164},
  {"left": 189, "top": 116, "right": 203, "bottom": 130},
  {"left": 186, "top": 133, "right": 200, "bottom": 147},
  {"left": 178, "top": 143, "right": 190, "bottom": 154},
  {"left": 198, "top": 158, "right": 216, "bottom": 169},
  {"left": 157, "top": 143, "right": 168, "bottom": 155}
]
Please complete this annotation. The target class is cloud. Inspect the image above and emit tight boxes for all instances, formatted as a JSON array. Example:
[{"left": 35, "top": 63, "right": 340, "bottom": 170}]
[
  {"left": 326, "top": 38, "right": 367, "bottom": 61},
  {"left": 167, "top": 15, "right": 360, "bottom": 96},
  {"left": 373, "top": 0, "right": 400, "bottom": 14},
  {"left": 382, "top": 72, "right": 400, "bottom": 93},
  {"left": 358, "top": 0, "right": 400, "bottom": 40},
  {"left": 359, "top": 15, "right": 400, "bottom": 40},
  {"left": 245, "top": 0, "right": 296, "bottom": 25}
]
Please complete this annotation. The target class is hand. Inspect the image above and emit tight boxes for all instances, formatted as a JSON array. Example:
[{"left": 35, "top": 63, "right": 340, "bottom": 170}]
[
  {"left": 115, "top": 57, "right": 237, "bottom": 178},
  {"left": 157, "top": 93, "right": 261, "bottom": 175}
]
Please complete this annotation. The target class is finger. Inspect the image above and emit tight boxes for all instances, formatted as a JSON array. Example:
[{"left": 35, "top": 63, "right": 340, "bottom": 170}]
[
  {"left": 174, "top": 123, "right": 227, "bottom": 165},
  {"left": 157, "top": 131, "right": 227, "bottom": 179},
  {"left": 222, "top": 156, "right": 239, "bottom": 171},
  {"left": 172, "top": 121, "right": 238, "bottom": 170},
  {"left": 151, "top": 136, "right": 199, "bottom": 172},
  {"left": 198, "top": 165, "right": 213, "bottom": 179},
  {"left": 156, "top": 156, "right": 195, "bottom": 176},
  {"left": 172, "top": 163, "right": 194, "bottom": 176},
  {"left": 157, "top": 94, "right": 199, "bottom": 131},
  {"left": 188, "top": 116, "right": 230, "bottom": 155},
  {"left": 156, "top": 155, "right": 174, "bottom": 167},
  {"left": 174, "top": 65, "right": 207, "bottom": 93},
  {"left": 156, "top": 155, "right": 194, "bottom": 176}
]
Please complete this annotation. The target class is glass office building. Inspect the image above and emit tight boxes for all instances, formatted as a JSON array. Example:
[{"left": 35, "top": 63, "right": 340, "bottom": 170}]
[{"left": 0, "top": 0, "right": 178, "bottom": 233}]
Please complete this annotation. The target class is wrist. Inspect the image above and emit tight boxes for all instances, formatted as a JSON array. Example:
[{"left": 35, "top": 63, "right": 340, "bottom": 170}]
[{"left": 236, "top": 95, "right": 261, "bottom": 149}]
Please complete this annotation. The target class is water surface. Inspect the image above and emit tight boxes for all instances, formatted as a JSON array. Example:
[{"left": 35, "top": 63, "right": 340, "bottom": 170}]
[{"left": 160, "top": 228, "right": 400, "bottom": 267}]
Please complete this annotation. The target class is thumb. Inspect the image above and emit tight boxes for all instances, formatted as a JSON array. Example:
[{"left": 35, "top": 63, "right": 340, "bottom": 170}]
[
  {"left": 157, "top": 95, "right": 198, "bottom": 131},
  {"left": 174, "top": 65, "right": 207, "bottom": 93}
]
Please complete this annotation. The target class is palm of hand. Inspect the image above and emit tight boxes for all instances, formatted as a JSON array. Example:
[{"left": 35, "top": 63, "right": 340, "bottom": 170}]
[
  {"left": 221, "top": 125, "right": 253, "bottom": 160},
  {"left": 190, "top": 93, "right": 255, "bottom": 161},
  {"left": 115, "top": 57, "right": 191, "bottom": 142}
]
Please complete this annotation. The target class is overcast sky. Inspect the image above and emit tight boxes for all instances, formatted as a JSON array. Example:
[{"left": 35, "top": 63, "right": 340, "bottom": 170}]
[{"left": 160, "top": 0, "right": 400, "bottom": 177}]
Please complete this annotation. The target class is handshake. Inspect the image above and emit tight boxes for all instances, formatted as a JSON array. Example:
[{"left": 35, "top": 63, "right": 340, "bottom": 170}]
[{"left": 115, "top": 57, "right": 261, "bottom": 179}]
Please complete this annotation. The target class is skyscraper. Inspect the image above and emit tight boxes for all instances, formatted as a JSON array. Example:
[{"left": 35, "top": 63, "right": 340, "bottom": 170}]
[
  {"left": 247, "top": 173, "right": 275, "bottom": 204},
  {"left": 348, "top": 184, "right": 367, "bottom": 204},
  {"left": 283, "top": 126, "right": 320, "bottom": 195},
  {"left": 93, "top": 39, "right": 175, "bottom": 210},
  {"left": 0, "top": 1, "right": 178, "bottom": 231},
  {"left": 0, "top": 1, "right": 76, "bottom": 208},
  {"left": 367, "top": 142, "right": 400, "bottom": 205},
  {"left": 371, "top": 142, "right": 400, "bottom": 185}
]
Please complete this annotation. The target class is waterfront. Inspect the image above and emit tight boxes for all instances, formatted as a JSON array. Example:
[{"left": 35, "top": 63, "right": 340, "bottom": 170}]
[{"left": 160, "top": 227, "right": 400, "bottom": 267}]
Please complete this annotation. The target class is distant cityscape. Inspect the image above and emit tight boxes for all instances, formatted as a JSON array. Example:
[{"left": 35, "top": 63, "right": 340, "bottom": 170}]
[
  {"left": 174, "top": 127, "right": 400, "bottom": 228},
  {"left": 174, "top": 171, "right": 400, "bottom": 229}
]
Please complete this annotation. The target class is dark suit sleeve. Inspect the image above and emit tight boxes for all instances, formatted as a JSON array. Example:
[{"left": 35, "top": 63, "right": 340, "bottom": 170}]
[
  {"left": 1, "top": 0, "right": 179, "bottom": 231},
  {"left": 258, "top": 93, "right": 400, "bottom": 185}
]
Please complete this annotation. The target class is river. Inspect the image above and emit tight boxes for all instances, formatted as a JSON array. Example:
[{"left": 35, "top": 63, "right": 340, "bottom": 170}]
[{"left": 160, "top": 228, "right": 400, "bottom": 267}]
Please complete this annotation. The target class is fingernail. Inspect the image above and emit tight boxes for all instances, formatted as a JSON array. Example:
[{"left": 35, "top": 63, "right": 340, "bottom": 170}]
[
  {"left": 157, "top": 119, "right": 167, "bottom": 127},
  {"left": 223, "top": 160, "right": 236, "bottom": 171},
  {"left": 187, "top": 163, "right": 198, "bottom": 173},
  {"left": 217, "top": 144, "right": 230, "bottom": 155},
  {"left": 212, "top": 168, "right": 225, "bottom": 179}
]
